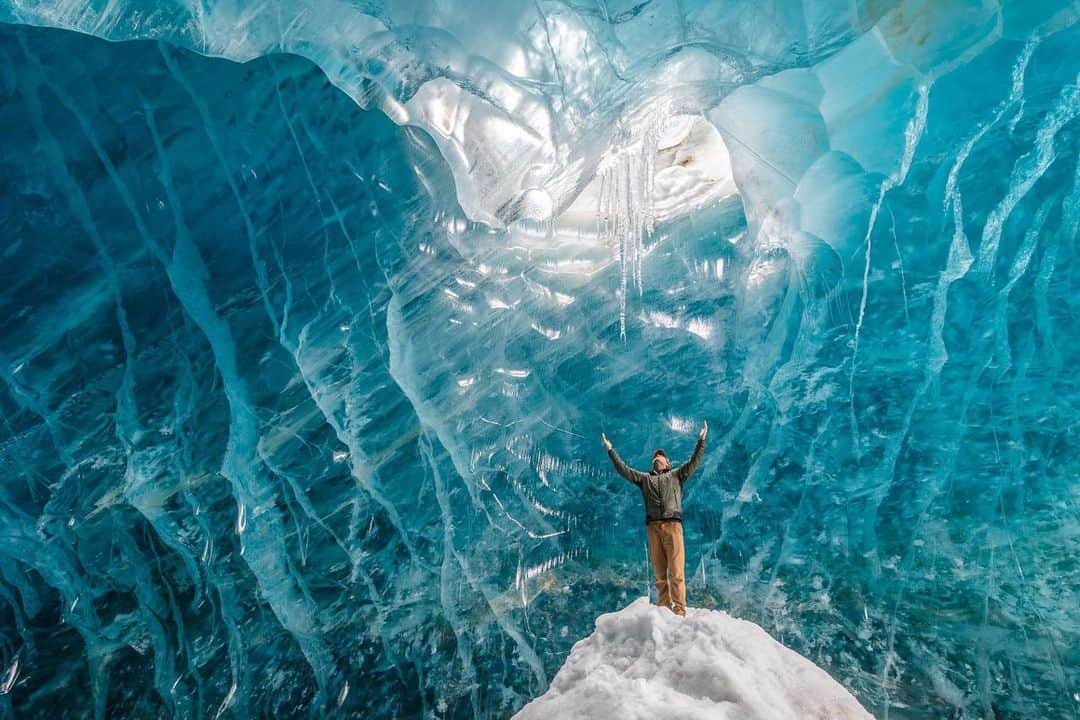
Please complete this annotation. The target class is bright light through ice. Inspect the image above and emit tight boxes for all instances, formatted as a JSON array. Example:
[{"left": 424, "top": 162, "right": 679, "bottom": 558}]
[{"left": 666, "top": 415, "right": 695, "bottom": 433}]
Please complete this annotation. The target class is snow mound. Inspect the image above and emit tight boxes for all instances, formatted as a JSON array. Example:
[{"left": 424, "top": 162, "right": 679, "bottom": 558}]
[{"left": 514, "top": 598, "right": 873, "bottom": 720}]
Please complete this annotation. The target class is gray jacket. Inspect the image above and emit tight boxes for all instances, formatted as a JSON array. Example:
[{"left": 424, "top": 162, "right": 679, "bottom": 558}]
[{"left": 607, "top": 436, "right": 706, "bottom": 524}]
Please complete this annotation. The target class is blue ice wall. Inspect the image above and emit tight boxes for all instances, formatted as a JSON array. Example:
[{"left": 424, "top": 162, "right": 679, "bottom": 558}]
[
  {"left": 0, "top": 26, "right": 474, "bottom": 718},
  {"left": 1, "top": 2, "right": 1078, "bottom": 719}
]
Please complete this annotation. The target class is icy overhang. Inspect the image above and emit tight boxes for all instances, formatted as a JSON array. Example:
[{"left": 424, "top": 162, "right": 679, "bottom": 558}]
[
  {"left": 0, "top": 0, "right": 1064, "bottom": 294},
  {"left": 0, "top": 0, "right": 888, "bottom": 232},
  {"left": 557, "top": 113, "right": 738, "bottom": 233}
]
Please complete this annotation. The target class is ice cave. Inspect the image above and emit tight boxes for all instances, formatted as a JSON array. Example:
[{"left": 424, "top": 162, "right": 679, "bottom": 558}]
[{"left": 0, "top": 1, "right": 1077, "bottom": 718}]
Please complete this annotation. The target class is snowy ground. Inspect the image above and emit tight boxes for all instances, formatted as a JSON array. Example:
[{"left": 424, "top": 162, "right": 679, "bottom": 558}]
[{"left": 514, "top": 598, "right": 873, "bottom": 720}]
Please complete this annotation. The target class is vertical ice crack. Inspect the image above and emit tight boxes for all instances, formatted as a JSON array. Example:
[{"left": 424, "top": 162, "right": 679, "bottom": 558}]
[
  {"left": 385, "top": 292, "right": 547, "bottom": 689},
  {"left": 0, "top": 511, "right": 108, "bottom": 719},
  {"left": 867, "top": 39, "right": 1039, "bottom": 516},
  {"left": 29, "top": 42, "right": 213, "bottom": 619},
  {"left": 418, "top": 433, "right": 481, "bottom": 717},
  {"left": 170, "top": 352, "right": 251, "bottom": 718},
  {"left": 164, "top": 45, "right": 414, "bottom": 608},
  {"left": 973, "top": 80, "right": 1079, "bottom": 278},
  {"left": 385, "top": 292, "right": 483, "bottom": 508},
  {"left": 141, "top": 100, "right": 337, "bottom": 688},
  {"left": 420, "top": 432, "right": 547, "bottom": 690},
  {"left": 291, "top": 311, "right": 431, "bottom": 571},
  {"left": 160, "top": 45, "right": 281, "bottom": 337},
  {"left": 848, "top": 81, "right": 928, "bottom": 453}
]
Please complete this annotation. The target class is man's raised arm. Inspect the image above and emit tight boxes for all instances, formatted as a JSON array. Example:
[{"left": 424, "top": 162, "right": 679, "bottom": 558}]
[
  {"left": 676, "top": 421, "right": 708, "bottom": 484},
  {"left": 602, "top": 433, "right": 648, "bottom": 487}
]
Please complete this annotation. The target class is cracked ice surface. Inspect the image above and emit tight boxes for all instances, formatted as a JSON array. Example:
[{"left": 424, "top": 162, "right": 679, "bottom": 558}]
[{"left": 0, "top": 1, "right": 1079, "bottom": 718}]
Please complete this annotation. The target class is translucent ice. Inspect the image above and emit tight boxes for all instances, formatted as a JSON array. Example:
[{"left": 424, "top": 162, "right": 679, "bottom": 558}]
[{"left": 0, "top": 1, "right": 1078, "bottom": 719}]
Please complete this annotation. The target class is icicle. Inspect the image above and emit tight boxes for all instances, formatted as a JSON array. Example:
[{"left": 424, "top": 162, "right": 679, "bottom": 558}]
[{"left": 597, "top": 107, "right": 669, "bottom": 340}]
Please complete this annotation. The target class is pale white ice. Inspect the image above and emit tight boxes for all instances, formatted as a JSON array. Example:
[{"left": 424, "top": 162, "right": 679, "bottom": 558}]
[{"left": 514, "top": 597, "right": 873, "bottom": 720}]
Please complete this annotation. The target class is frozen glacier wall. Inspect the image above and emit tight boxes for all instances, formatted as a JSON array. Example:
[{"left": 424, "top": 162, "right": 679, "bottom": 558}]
[{"left": 0, "top": 1, "right": 1078, "bottom": 718}]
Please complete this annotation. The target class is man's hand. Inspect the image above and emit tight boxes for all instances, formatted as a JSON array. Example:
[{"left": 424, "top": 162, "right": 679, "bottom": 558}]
[
  {"left": 699, "top": 421, "right": 708, "bottom": 442},
  {"left": 601, "top": 432, "right": 613, "bottom": 451}
]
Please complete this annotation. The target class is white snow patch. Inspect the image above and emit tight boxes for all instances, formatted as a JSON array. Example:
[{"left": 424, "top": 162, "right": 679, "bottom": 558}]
[{"left": 513, "top": 598, "right": 873, "bottom": 720}]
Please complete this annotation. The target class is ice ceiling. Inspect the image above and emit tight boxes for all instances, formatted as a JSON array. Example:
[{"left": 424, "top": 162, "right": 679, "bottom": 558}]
[{"left": 0, "top": 1, "right": 1077, "bottom": 718}]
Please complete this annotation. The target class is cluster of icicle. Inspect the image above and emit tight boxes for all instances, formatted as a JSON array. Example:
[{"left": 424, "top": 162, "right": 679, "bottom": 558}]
[{"left": 597, "top": 108, "right": 668, "bottom": 339}]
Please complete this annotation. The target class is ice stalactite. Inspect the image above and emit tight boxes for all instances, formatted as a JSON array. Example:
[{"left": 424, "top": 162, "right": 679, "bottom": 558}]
[{"left": 597, "top": 108, "right": 667, "bottom": 340}]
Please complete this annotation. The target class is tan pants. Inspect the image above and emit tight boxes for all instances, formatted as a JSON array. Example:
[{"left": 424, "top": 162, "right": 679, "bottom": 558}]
[{"left": 647, "top": 520, "right": 686, "bottom": 616}]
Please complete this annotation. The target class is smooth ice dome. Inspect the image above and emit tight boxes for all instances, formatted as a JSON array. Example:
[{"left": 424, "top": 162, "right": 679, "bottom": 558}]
[{"left": 514, "top": 598, "right": 872, "bottom": 720}]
